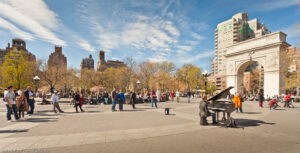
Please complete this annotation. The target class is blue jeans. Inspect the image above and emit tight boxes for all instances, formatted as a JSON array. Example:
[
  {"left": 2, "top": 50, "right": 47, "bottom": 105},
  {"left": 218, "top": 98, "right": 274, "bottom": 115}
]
[
  {"left": 151, "top": 98, "right": 157, "bottom": 108},
  {"left": 119, "top": 99, "right": 124, "bottom": 110},
  {"left": 6, "top": 104, "right": 19, "bottom": 121},
  {"left": 235, "top": 107, "right": 243, "bottom": 112},
  {"left": 104, "top": 98, "right": 108, "bottom": 104},
  {"left": 188, "top": 96, "right": 191, "bottom": 103},
  {"left": 112, "top": 99, "right": 116, "bottom": 111},
  {"left": 28, "top": 99, "right": 35, "bottom": 114}
]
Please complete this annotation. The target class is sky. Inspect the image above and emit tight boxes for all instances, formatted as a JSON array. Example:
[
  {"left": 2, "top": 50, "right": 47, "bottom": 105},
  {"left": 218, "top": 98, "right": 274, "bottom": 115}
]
[{"left": 0, "top": 0, "right": 299, "bottom": 71}]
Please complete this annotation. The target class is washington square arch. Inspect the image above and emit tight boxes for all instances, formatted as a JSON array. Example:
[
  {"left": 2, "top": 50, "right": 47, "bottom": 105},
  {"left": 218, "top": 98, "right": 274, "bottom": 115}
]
[{"left": 226, "top": 31, "right": 290, "bottom": 96}]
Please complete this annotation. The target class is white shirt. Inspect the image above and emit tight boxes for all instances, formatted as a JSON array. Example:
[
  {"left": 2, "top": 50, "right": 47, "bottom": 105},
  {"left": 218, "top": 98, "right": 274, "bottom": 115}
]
[
  {"left": 5, "top": 91, "right": 16, "bottom": 105},
  {"left": 29, "top": 91, "right": 34, "bottom": 99},
  {"left": 176, "top": 91, "right": 180, "bottom": 97},
  {"left": 52, "top": 94, "right": 59, "bottom": 103}
]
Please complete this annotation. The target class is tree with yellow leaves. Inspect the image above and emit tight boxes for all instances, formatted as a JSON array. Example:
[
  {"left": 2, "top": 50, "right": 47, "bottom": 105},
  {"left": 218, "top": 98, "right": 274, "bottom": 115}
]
[{"left": 0, "top": 48, "right": 35, "bottom": 89}]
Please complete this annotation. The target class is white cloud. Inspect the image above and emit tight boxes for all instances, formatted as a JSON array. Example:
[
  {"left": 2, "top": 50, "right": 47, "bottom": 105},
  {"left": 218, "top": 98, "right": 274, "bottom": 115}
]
[
  {"left": 78, "top": 39, "right": 96, "bottom": 53},
  {"left": 176, "top": 45, "right": 192, "bottom": 52},
  {"left": 0, "top": 0, "right": 65, "bottom": 46},
  {"left": 180, "top": 51, "right": 214, "bottom": 63},
  {"left": 191, "top": 32, "right": 205, "bottom": 40},
  {"left": 0, "top": 17, "right": 34, "bottom": 40},
  {"left": 255, "top": 0, "right": 299, "bottom": 11}
]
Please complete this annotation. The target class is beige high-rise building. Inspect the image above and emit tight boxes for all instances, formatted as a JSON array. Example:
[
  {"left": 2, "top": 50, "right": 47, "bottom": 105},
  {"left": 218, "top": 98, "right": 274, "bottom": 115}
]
[{"left": 211, "top": 13, "right": 271, "bottom": 75}]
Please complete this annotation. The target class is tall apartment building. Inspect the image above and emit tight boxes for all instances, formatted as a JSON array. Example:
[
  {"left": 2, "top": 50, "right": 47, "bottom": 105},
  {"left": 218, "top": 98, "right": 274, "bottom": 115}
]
[
  {"left": 81, "top": 54, "right": 94, "bottom": 71},
  {"left": 211, "top": 13, "right": 271, "bottom": 75},
  {"left": 48, "top": 46, "right": 67, "bottom": 69}
]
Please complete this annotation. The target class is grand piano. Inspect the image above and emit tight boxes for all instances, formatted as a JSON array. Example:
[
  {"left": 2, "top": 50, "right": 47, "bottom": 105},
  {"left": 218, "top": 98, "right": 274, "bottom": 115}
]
[{"left": 199, "top": 86, "right": 235, "bottom": 125}]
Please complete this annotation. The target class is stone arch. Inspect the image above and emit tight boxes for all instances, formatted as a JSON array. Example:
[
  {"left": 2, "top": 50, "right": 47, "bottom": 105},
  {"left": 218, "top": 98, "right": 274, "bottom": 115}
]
[{"left": 235, "top": 60, "right": 263, "bottom": 94}]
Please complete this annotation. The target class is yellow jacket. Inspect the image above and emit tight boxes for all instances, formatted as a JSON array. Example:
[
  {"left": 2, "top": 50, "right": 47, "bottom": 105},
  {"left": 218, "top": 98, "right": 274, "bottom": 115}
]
[{"left": 233, "top": 96, "right": 242, "bottom": 108}]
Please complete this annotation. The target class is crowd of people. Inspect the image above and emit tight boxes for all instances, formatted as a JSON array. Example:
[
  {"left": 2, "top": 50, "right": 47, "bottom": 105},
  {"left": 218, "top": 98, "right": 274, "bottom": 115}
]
[
  {"left": 2, "top": 84, "right": 296, "bottom": 122},
  {"left": 2, "top": 85, "right": 199, "bottom": 122}
]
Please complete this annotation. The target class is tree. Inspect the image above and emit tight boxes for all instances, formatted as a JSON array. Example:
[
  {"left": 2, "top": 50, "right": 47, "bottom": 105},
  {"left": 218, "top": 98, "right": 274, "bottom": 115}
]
[
  {"left": 138, "top": 61, "right": 159, "bottom": 90},
  {"left": 38, "top": 61, "right": 65, "bottom": 90},
  {"left": 176, "top": 64, "right": 202, "bottom": 91},
  {"left": 121, "top": 57, "right": 137, "bottom": 92},
  {"left": 0, "top": 48, "right": 35, "bottom": 89},
  {"left": 80, "top": 69, "right": 97, "bottom": 93}
]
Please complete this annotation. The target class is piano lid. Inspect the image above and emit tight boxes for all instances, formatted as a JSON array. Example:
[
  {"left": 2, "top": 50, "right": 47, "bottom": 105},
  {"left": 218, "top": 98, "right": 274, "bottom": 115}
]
[{"left": 207, "top": 86, "right": 234, "bottom": 101}]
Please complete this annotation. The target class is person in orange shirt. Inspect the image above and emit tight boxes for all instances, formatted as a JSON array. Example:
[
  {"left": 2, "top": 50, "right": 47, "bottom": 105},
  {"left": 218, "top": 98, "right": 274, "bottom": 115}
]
[{"left": 233, "top": 93, "right": 243, "bottom": 113}]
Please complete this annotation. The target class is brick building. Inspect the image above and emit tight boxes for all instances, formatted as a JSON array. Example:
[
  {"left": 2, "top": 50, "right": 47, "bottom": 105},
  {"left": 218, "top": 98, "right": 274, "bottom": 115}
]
[
  {"left": 97, "top": 50, "right": 126, "bottom": 72},
  {"left": 81, "top": 54, "right": 94, "bottom": 71},
  {"left": 48, "top": 46, "right": 67, "bottom": 69},
  {"left": 207, "top": 75, "right": 227, "bottom": 92},
  {"left": 0, "top": 39, "right": 36, "bottom": 64}
]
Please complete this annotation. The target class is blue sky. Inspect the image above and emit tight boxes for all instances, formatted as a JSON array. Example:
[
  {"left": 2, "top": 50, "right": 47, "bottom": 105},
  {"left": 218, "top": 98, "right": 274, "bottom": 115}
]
[{"left": 0, "top": 0, "right": 299, "bottom": 71}]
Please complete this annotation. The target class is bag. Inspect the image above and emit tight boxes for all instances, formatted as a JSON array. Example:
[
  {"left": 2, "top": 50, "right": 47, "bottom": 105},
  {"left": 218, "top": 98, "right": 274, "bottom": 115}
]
[{"left": 225, "top": 117, "right": 237, "bottom": 128}]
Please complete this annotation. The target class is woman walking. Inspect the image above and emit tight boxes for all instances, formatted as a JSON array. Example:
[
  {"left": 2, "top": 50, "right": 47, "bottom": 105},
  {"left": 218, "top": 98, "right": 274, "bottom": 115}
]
[
  {"left": 170, "top": 90, "right": 175, "bottom": 101},
  {"left": 258, "top": 90, "right": 264, "bottom": 108},
  {"left": 74, "top": 91, "right": 85, "bottom": 113},
  {"left": 16, "top": 91, "right": 28, "bottom": 120},
  {"left": 150, "top": 90, "right": 158, "bottom": 108},
  {"left": 233, "top": 93, "right": 243, "bottom": 113}
]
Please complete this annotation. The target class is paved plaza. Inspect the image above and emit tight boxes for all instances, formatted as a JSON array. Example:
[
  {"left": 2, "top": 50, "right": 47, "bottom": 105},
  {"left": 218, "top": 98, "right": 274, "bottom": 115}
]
[{"left": 0, "top": 98, "right": 300, "bottom": 153}]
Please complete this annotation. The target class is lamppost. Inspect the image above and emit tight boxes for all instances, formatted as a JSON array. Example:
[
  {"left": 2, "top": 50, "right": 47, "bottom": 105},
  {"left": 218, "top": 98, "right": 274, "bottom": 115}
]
[
  {"left": 137, "top": 80, "right": 141, "bottom": 93},
  {"left": 202, "top": 70, "right": 209, "bottom": 96},
  {"left": 240, "top": 83, "right": 244, "bottom": 96},
  {"left": 33, "top": 76, "right": 40, "bottom": 93}
]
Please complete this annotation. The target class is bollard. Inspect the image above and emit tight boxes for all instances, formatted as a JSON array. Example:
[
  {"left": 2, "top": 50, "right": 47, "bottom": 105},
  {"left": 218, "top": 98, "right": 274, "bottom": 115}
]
[{"left": 165, "top": 108, "right": 170, "bottom": 115}]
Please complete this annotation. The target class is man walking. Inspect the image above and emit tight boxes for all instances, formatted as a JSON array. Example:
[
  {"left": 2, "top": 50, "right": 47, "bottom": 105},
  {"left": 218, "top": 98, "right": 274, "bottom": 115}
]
[
  {"left": 52, "top": 91, "right": 64, "bottom": 113},
  {"left": 176, "top": 90, "right": 180, "bottom": 103},
  {"left": 25, "top": 86, "right": 35, "bottom": 115},
  {"left": 103, "top": 91, "right": 109, "bottom": 105},
  {"left": 118, "top": 89, "right": 125, "bottom": 111},
  {"left": 5, "top": 86, "right": 19, "bottom": 122},
  {"left": 187, "top": 90, "right": 192, "bottom": 103},
  {"left": 111, "top": 88, "right": 118, "bottom": 112},
  {"left": 130, "top": 90, "right": 137, "bottom": 109}
]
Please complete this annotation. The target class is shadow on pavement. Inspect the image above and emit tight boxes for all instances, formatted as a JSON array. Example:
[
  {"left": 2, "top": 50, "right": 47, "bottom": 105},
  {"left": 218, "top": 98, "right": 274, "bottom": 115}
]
[
  {"left": 236, "top": 118, "right": 275, "bottom": 127},
  {"left": 121, "top": 109, "right": 145, "bottom": 112},
  {"left": 0, "top": 129, "right": 28, "bottom": 133},
  {"left": 242, "top": 112, "right": 262, "bottom": 114},
  {"left": 21, "top": 118, "right": 58, "bottom": 123}
]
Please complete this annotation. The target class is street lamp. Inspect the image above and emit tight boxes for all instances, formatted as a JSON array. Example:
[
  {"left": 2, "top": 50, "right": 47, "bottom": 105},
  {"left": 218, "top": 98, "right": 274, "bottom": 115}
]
[
  {"left": 240, "top": 83, "right": 244, "bottom": 96},
  {"left": 137, "top": 80, "right": 141, "bottom": 93},
  {"left": 202, "top": 70, "right": 209, "bottom": 96},
  {"left": 33, "top": 76, "right": 40, "bottom": 93}
]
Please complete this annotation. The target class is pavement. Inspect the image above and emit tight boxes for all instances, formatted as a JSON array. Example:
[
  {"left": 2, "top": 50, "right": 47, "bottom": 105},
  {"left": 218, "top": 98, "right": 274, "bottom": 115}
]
[{"left": 0, "top": 98, "right": 300, "bottom": 153}]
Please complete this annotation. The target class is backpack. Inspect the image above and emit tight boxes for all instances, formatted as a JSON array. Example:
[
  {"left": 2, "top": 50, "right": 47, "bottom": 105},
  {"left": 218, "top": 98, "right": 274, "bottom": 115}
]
[{"left": 225, "top": 117, "right": 237, "bottom": 128}]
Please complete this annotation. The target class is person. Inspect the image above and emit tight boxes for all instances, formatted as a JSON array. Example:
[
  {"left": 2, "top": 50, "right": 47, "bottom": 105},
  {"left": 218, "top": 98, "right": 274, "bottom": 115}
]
[
  {"left": 118, "top": 89, "right": 125, "bottom": 111},
  {"left": 187, "top": 90, "right": 192, "bottom": 103},
  {"left": 284, "top": 93, "right": 291, "bottom": 108},
  {"left": 5, "top": 86, "right": 19, "bottom": 122},
  {"left": 74, "top": 91, "right": 84, "bottom": 113},
  {"left": 176, "top": 90, "right": 180, "bottom": 103},
  {"left": 24, "top": 86, "right": 35, "bottom": 115},
  {"left": 156, "top": 89, "right": 161, "bottom": 102},
  {"left": 233, "top": 93, "right": 243, "bottom": 113},
  {"left": 52, "top": 91, "right": 64, "bottom": 113},
  {"left": 258, "top": 90, "right": 264, "bottom": 108},
  {"left": 111, "top": 88, "right": 118, "bottom": 111},
  {"left": 170, "top": 90, "right": 175, "bottom": 101},
  {"left": 16, "top": 91, "right": 28, "bottom": 120},
  {"left": 150, "top": 90, "right": 158, "bottom": 108},
  {"left": 103, "top": 91, "right": 109, "bottom": 105},
  {"left": 268, "top": 98, "right": 279, "bottom": 110},
  {"left": 130, "top": 90, "right": 137, "bottom": 109}
]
